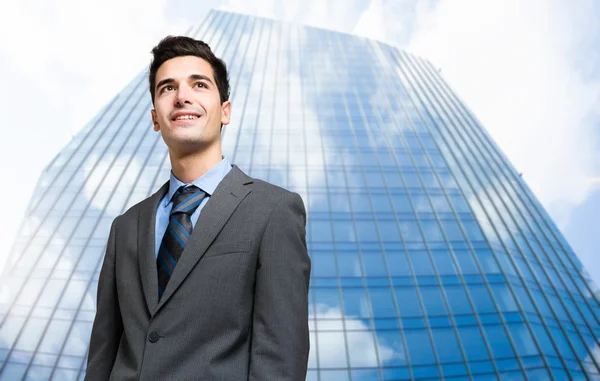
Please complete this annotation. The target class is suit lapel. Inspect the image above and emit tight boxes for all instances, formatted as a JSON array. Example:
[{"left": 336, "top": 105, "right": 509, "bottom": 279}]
[
  {"left": 138, "top": 181, "right": 169, "bottom": 315},
  {"left": 155, "top": 166, "right": 253, "bottom": 311}
]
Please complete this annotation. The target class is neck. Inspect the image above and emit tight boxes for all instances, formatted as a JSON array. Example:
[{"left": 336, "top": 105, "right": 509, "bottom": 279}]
[{"left": 169, "top": 144, "right": 223, "bottom": 184}]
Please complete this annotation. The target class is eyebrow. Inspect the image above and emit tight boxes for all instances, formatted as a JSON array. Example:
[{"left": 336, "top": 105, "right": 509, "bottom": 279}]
[
  {"left": 189, "top": 74, "right": 214, "bottom": 85},
  {"left": 156, "top": 74, "right": 214, "bottom": 91}
]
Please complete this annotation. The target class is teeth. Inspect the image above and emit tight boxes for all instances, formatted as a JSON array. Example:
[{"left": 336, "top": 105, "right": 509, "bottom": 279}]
[{"left": 175, "top": 115, "right": 199, "bottom": 120}]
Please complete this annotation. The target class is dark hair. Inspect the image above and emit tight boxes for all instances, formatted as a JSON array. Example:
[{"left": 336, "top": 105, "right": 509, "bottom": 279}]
[{"left": 148, "top": 36, "right": 230, "bottom": 105}]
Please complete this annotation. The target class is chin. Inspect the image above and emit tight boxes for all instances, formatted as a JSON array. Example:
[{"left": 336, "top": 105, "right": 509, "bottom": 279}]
[{"left": 168, "top": 138, "right": 217, "bottom": 155}]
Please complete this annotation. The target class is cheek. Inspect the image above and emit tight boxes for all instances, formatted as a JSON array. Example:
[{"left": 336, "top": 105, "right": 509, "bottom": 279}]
[
  {"left": 158, "top": 112, "right": 172, "bottom": 125},
  {"left": 154, "top": 102, "right": 170, "bottom": 121}
]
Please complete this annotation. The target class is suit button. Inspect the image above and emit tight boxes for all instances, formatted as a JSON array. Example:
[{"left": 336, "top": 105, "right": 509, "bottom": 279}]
[{"left": 148, "top": 332, "right": 160, "bottom": 343}]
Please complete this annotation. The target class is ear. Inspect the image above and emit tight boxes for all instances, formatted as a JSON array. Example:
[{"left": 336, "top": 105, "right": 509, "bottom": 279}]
[
  {"left": 220, "top": 101, "right": 231, "bottom": 125},
  {"left": 151, "top": 109, "right": 160, "bottom": 131}
]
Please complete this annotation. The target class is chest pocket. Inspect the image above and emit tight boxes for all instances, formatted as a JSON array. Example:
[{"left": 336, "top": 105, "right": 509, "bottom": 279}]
[{"left": 204, "top": 240, "right": 252, "bottom": 258}]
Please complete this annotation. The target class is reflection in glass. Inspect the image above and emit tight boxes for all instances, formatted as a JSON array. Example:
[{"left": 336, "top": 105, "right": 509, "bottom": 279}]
[{"left": 0, "top": 9, "right": 599, "bottom": 380}]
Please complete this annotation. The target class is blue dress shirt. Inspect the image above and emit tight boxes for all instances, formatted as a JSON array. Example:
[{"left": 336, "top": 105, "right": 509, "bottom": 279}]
[{"left": 155, "top": 157, "right": 232, "bottom": 259}]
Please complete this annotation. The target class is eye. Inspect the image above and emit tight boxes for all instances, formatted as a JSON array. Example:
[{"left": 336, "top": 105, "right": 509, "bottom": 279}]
[
  {"left": 160, "top": 85, "right": 175, "bottom": 94},
  {"left": 194, "top": 82, "right": 207, "bottom": 89}
]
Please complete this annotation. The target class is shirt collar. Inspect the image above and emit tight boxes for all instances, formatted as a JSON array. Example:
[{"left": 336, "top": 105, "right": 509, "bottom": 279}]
[{"left": 165, "top": 157, "right": 232, "bottom": 205}]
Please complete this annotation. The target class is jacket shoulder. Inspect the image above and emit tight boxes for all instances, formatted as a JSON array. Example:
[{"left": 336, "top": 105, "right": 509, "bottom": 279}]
[
  {"left": 247, "top": 178, "right": 305, "bottom": 221},
  {"left": 113, "top": 190, "right": 160, "bottom": 227},
  {"left": 121, "top": 181, "right": 168, "bottom": 219},
  {"left": 124, "top": 195, "right": 151, "bottom": 217},
  {"left": 250, "top": 178, "right": 298, "bottom": 199}
]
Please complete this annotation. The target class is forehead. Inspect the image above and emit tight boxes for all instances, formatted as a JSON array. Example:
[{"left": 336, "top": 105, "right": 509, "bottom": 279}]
[{"left": 155, "top": 55, "right": 215, "bottom": 82}]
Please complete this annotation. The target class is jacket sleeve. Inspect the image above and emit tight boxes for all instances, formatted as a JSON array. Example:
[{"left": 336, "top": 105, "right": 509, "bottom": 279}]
[
  {"left": 85, "top": 216, "right": 123, "bottom": 380},
  {"left": 249, "top": 192, "right": 311, "bottom": 381}
]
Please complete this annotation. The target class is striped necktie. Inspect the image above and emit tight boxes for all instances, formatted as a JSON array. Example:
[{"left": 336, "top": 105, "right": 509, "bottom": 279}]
[{"left": 157, "top": 185, "right": 206, "bottom": 298}]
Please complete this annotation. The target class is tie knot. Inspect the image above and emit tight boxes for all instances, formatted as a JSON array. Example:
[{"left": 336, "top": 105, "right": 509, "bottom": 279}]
[{"left": 171, "top": 186, "right": 206, "bottom": 216}]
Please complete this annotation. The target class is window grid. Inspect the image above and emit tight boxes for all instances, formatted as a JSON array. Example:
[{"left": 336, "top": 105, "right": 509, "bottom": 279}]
[
  {"left": 0, "top": 73, "right": 151, "bottom": 372},
  {"left": 361, "top": 41, "right": 506, "bottom": 381},
  {"left": 390, "top": 45, "right": 548, "bottom": 378},
  {"left": 342, "top": 40, "right": 459, "bottom": 380},
  {"left": 390, "top": 46, "right": 596, "bottom": 374},
  {"left": 7, "top": 94, "right": 121, "bottom": 272},
  {"left": 309, "top": 30, "right": 360, "bottom": 379},
  {"left": 219, "top": 13, "right": 254, "bottom": 155},
  {"left": 392, "top": 49, "right": 576, "bottom": 376},
  {"left": 410, "top": 50, "right": 600, "bottom": 372},
  {"left": 230, "top": 18, "right": 264, "bottom": 163},
  {"left": 428, "top": 58, "right": 600, "bottom": 326},
  {"left": 234, "top": 19, "right": 270, "bottom": 167},
  {"left": 23, "top": 115, "right": 153, "bottom": 376},
  {"left": 414, "top": 54, "right": 600, "bottom": 372},
  {"left": 303, "top": 27, "right": 339, "bottom": 380},
  {"left": 365, "top": 41, "right": 512, "bottom": 379},
  {"left": 331, "top": 32, "right": 402, "bottom": 381},
  {"left": 334, "top": 31, "right": 420, "bottom": 377},
  {"left": 422, "top": 60, "right": 600, "bottom": 316},
  {"left": 247, "top": 21, "right": 279, "bottom": 174}
]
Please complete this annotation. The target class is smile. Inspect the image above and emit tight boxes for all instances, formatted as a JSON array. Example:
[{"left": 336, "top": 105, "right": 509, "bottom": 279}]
[{"left": 174, "top": 115, "right": 200, "bottom": 120}]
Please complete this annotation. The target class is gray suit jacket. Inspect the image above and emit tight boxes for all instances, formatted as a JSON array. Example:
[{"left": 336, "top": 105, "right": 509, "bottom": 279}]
[{"left": 85, "top": 166, "right": 310, "bottom": 381}]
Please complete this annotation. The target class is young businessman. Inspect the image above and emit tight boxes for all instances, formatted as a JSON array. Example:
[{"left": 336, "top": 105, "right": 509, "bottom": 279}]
[{"left": 85, "top": 36, "right": 311, "bottom": 381}]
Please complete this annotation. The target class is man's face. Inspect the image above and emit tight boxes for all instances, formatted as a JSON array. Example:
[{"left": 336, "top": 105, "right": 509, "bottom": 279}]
[{"left": 151, "top": 55, "right": 230, "bottom": 155}]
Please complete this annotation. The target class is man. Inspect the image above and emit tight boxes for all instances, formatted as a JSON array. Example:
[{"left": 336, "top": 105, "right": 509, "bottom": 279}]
[{"left": 85, "top": 36, "right": 310, "bottom": 380}]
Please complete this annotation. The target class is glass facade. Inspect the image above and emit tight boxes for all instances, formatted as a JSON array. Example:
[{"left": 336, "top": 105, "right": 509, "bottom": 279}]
[{"left": 1, "top": 10, "right": 599, "bottom": 380}]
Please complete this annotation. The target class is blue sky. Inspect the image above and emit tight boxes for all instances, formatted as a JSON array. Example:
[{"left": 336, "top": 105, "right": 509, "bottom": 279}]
[{"left": 0, "top": 0, "right": 598, "bottom": 286}]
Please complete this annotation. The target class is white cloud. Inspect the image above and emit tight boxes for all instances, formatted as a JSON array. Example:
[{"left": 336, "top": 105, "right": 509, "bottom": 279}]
[
  {"left": 310, "top": 304, "right": 401, "bottom": 369},
  {"left": 354, "top": 0, "right": 437, "bottom": 47},
  {"left": 586, "top": 343, "right": 600, "bottom": 374},
  {"left": 406, "top": 0, "right": 600, "bottom": 228},
  {"left": 82, "top": 153, "right": 144, "bottom": 215},
  {"left": 353, "top": 0, "right": 386, "bottom": 41},
  {"left": 0, "top": 0, "right": 191, "bottom": 275}
]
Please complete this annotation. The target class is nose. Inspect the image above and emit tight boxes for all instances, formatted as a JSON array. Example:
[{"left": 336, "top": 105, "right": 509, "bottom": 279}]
[{"left": 175, "top": 84, "right": 193, "bottom": 106}]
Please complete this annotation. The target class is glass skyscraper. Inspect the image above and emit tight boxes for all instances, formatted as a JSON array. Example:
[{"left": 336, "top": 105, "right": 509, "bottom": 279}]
[{"left": 1, "top": 9, "right": 599, "bottom": 381}]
